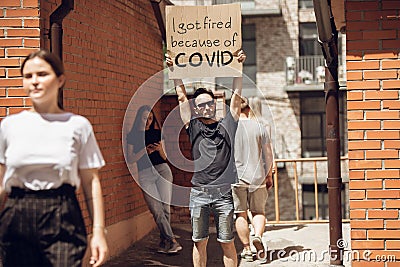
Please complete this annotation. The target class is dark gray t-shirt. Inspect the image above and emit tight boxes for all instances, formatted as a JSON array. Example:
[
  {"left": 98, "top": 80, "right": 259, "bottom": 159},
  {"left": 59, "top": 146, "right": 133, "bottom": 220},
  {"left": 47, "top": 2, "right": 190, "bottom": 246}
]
[{"left": 186, "top": 111, "right": 238, "bottom": 187}]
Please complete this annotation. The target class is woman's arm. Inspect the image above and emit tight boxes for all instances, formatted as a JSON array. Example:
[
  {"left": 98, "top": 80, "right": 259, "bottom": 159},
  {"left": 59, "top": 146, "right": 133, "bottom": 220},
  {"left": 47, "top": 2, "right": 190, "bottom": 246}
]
[
  {"left": 126, "top": 144, "right": 147, "bottom": 164},
  {"left": 0, "top": 164, "right": 6, "bottom": 209},
  {"left": 80, "top": 168, "right": 108, "bottom": 267},
  {"left": 157, "top": 140, "right": 167, "bottom": 160},
  {"left": 126, "top": 142, "right": 158, "bottom": 164}
]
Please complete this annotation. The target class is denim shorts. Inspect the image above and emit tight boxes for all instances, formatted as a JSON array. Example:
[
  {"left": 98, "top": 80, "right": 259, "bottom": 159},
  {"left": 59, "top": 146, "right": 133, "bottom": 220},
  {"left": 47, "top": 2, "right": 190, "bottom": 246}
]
[{"left": 189, "top": 187, "right": 234, "bottom": 243}]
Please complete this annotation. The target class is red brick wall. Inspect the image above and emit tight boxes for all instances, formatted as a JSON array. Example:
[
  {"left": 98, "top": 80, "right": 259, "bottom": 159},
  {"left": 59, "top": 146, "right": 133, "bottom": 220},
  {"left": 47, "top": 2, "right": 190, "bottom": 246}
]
[
  {"left": 346, "top": 1, "right": 400, "bottom": 265},
  {"left": 160, "top": 95, "right": 193, "bottom": 222},
  {"left": 1, "top": 0, "right": 164, "bottom": 230},
  {"left": 0, "top": 0, "right": 39, "bottom": 115}
]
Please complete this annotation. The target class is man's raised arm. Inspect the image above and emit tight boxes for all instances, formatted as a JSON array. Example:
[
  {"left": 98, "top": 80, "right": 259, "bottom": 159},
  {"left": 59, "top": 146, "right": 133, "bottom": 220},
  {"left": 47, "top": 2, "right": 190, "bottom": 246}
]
[
  {"left": 166, "top": 54, "right": 191, "bottom": 127},
  {"left": 230, "top": 50, "right": 246, "bottom": 120}
]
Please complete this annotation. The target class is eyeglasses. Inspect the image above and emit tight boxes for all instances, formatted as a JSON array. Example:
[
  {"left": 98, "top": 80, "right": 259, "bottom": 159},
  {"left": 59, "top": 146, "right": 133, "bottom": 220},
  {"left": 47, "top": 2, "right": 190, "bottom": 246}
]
[{"left": 196, "top": 100, "right": 215, "bottom": 109}]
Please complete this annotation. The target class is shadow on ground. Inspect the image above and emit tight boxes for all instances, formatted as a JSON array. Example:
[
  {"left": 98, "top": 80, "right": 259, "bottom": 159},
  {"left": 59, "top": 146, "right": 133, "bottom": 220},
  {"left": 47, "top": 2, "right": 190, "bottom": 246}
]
[{"left": 103, "top": 224, "right": 312, "bottom": 267}]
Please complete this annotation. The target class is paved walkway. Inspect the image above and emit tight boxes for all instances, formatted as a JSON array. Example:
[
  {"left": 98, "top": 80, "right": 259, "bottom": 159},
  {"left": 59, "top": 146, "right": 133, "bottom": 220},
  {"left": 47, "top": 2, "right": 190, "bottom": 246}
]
[{"left": 103, "top": 223, "right": 350, "bottom": 267}]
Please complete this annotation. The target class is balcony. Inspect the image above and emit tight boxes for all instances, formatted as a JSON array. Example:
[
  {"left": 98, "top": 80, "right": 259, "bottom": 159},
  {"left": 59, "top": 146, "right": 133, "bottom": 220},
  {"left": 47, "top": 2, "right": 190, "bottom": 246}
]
[
  {"left": 212, "top": 0, "right": 281, "bottom": 16},
  {"left": 213, "top": 0, "right": 254, "bottom": 8},
  {"left": 285, "top": 55, "right": 346, "bottom": 91}
]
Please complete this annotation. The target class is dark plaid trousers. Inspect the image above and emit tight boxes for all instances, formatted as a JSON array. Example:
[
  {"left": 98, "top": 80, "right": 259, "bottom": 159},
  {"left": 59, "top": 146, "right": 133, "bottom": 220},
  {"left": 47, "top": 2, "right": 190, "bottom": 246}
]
[{"left": 0, "top": 184, "right": 87, "bottom": 267}]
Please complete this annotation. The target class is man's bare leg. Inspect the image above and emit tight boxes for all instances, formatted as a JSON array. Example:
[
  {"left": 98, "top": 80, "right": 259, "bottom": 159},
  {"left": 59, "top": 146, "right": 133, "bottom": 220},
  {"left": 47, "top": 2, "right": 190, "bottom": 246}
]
[
  {"left": 252, "top": 213, "right": 266, "bottom": 259},
  {"left": 193, "top": 239, "right": 208, "bottom": 267},
  {"left": 252, "top": 213, "right": 265, "bottom": 237},
  {"left": 220, "top": 241, "right": 238, "bottom": 267},
  {"left": 235, "top": 212, "right": 251, "bottom": 251}
]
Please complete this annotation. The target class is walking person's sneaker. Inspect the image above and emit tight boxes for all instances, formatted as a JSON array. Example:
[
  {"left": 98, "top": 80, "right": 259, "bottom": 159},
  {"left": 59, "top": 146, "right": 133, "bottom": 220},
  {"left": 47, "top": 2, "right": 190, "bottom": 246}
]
[
  {"left": 240, "top": 248, "right": 253, "bottom": 261},
  {"left": 157, "top": 240, "right": 168, "bottom": 254},
  {"left": 166, "top": 241, "right": 182, "bottom": 254},
  {"left": 157, "top": 240, "right": 182, "bottom": 254},
  {"left": 252, "top": 236, "right": 265, "bottom": 259}
]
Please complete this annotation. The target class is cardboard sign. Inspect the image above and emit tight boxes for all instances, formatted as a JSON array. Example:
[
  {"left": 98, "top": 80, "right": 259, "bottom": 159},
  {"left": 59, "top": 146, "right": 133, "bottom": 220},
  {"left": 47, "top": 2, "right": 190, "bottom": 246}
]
[{"left": 166, "top": 3, "right": 242, "bottom": 78}]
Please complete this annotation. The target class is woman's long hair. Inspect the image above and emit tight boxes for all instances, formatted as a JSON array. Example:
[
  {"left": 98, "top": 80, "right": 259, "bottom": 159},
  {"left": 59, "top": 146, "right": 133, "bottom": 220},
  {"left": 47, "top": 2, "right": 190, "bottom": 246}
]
[{"left": 128, "top": 105, "right": 161, "bottom": 138}]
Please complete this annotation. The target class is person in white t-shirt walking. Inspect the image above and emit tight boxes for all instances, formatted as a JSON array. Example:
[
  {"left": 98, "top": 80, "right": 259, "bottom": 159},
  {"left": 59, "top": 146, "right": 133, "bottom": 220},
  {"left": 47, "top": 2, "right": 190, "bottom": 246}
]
[
  {"left": 232, "top": 97, "right": 273, "bottom": 261},
  {"left": 0, "top": 50, "right": 108, "bottom": 267}
]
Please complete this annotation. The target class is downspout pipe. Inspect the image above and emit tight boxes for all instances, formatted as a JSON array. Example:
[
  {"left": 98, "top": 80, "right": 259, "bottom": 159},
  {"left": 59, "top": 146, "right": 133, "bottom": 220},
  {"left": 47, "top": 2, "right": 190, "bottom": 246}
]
[
  {"left": 49, "top": 0, "right": 74, "bottom": 109},
  {"left": 150, "top": 0, "right": 167, "bottom": 43},
  {"left": 151, "top": 0, "right": 174, "bottom": 43},
  {"left": 313, "top": 1, "right": 343, "bottom": 266}
]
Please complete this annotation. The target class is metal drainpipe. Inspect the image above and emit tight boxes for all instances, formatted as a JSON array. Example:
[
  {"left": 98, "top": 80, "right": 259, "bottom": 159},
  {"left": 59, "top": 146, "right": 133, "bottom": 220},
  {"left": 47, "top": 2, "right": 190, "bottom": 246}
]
[
  {"left": 313, "top": 0, "right": 344, "bottom": 266},
  {"left": 150, "top": 0, "right": 167, "bottom": 43},
  {"left": 49, "top": 0, "right": 74, "bottom": 109}
]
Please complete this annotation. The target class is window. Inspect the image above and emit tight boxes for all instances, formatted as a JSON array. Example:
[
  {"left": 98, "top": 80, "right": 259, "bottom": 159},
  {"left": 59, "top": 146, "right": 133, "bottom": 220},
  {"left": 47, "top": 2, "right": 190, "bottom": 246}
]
[
  {"left": 298, "top": 0, "right": 313, "bottom": 9},
  {"left": 302, "top": 184, "right": 347, "bottom": 220},
  {"left": 300, "top": 91, "right": 347, "bottom": 157},
  {"left": 299, "top": 23, "right": 342, "bottom": 57},
  {"left": 242, "top": 24, "right": 256, "bottom": 83},
  {"left": 299, "top": 23, "right": 321, "bottom": 56}
]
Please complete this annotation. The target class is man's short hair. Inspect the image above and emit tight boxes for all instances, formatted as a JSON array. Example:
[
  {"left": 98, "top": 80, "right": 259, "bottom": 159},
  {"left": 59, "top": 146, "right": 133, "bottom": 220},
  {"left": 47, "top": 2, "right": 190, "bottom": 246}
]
[{"left": 193, "top": 87, "right": 215, "bottom": 99}]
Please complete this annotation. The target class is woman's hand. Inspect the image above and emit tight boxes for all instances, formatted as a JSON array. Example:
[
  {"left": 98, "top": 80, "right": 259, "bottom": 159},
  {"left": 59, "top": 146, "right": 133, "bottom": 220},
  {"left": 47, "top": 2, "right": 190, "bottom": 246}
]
[
  {"left": 146, "top": 143, "right": 158, "bottom": 154},
  {"left": 152, "top": 142, "right": 162, "bottom": 152},
  {"left": 89, "top": 229, "right": 108, "bottom": 267},
  {"left": 146, "top": 142, "right": 162, "bottom": 154}
]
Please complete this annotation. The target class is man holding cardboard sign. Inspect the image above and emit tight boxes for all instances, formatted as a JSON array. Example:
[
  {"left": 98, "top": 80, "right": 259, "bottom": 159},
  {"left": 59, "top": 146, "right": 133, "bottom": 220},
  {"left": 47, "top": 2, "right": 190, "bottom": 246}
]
[
  {"left": 166, "top": 4, "right": 245, "bottom": 266},
  {"left": 166, "top": 48, "right": 245, "bottom": 266}
]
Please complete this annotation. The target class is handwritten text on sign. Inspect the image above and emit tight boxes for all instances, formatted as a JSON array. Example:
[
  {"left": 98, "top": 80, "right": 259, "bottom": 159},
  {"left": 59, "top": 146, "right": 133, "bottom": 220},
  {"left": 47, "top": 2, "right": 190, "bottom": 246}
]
[{"left": 166, "top": 4, "right": 242, "bottom": 78}]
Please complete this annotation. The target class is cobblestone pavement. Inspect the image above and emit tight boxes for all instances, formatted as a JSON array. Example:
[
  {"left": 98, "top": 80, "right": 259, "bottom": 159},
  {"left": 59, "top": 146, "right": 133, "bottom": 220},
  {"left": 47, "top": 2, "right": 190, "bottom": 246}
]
[{"left": 103, "top": 223, "right": 350, "bottom": 267}]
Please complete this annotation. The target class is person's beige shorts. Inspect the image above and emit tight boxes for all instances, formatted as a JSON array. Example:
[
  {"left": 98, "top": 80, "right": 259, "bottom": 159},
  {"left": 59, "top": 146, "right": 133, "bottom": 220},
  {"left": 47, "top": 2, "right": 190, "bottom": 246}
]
[{"left": 232, "top": 183, "right": 268, "bottom": 214}]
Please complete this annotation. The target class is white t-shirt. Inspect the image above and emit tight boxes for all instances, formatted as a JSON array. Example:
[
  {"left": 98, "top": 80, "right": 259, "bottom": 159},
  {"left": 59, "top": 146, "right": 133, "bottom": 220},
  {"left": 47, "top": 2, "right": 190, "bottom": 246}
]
[
  {"left": 234, "top": 117, "right": 271, "bottom": 186},
  {"left": 0, "top": 111, "right": 105, "bottom": 192}
]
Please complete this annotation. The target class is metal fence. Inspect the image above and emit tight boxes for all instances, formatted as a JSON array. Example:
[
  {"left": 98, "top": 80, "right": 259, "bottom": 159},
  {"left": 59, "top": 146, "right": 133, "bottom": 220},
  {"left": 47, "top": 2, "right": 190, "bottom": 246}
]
[{"left": 270, "top": 156, "right": 349, "bottom": 224}]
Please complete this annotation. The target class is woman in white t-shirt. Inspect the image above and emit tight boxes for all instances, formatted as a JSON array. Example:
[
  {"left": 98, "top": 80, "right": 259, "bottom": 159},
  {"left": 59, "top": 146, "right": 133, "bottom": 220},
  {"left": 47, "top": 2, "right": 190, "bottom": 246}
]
[{"left": 0, "top": 50, "right": 108, "bottom": 267}]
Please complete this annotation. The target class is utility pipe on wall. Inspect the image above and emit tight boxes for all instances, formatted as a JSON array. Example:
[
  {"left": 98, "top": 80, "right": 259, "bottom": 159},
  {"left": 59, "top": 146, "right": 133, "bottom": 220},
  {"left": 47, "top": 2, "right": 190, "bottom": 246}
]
[
  {"left": 49, "top": 0, "right": 74, "bottom": 109},
  {"left": 150, "top": 0, "right": 166, "bottom": 43},
  {"left": 313, "top": 0, "right": 343, "bottom": 266}
]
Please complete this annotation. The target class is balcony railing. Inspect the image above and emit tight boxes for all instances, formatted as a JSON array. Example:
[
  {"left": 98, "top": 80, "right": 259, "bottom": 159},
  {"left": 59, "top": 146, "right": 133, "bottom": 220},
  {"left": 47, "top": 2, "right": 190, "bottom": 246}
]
[
  {"left": 285, "top": 55, "right": 345, "bottom": 86},
  {"left": 269, "top": 156, "right": 349, "bottom": 224},
  {"left": 211, "top": 0, "right": 281, "bottom": 15},
  {"left": 212, "top": 0, "right": 255, "bottom": 8}
]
